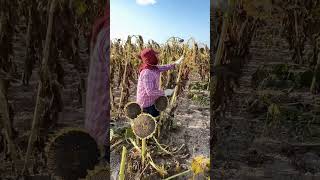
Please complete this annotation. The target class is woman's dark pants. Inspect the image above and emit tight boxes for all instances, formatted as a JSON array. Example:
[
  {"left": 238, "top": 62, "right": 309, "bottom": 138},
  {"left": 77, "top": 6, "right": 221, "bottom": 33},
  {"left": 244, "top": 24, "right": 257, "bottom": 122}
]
[{"left": 143, "top": 105, "right": 160, "bottom": 117}]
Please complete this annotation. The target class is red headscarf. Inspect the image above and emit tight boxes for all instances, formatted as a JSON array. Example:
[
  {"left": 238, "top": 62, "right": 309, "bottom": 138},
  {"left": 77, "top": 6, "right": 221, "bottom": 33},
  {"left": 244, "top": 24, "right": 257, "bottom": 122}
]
[
  {"left": 138, "top": 48, "right": 159, "bottom": 73},
  {"left": 91, "top": 2, "right": 110, "bottom": 45}
]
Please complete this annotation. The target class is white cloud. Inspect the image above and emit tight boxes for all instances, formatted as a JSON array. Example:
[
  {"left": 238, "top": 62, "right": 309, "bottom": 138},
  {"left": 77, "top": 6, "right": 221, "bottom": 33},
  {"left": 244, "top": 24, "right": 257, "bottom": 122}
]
[{"left": 136, "top": 0, "right": 157, "bottom": 6}]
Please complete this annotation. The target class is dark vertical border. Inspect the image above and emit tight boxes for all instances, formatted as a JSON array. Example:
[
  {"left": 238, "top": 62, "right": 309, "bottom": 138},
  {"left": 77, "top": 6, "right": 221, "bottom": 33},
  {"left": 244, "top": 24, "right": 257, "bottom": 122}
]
[{"left": 210, "top": 0, "right": 216, "bottom": 178}]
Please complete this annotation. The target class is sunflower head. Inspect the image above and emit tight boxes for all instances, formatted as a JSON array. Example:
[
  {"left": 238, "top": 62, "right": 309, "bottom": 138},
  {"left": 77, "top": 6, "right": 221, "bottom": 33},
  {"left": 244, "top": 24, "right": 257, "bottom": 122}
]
[
  {"left": 46, "top": 128, "right": 100, "bottom": 180},
  {"left": 124, "top": 102, "right": 142, "bottom": 119},
  {"left": 85, "top": 165, "right": 110, "bottom": 180},
  {"left": 131, "top": 113, "right": 157, "bottom": 139},
  {"left": 155, "top": 96, "right": 169, "bottom": 111}
]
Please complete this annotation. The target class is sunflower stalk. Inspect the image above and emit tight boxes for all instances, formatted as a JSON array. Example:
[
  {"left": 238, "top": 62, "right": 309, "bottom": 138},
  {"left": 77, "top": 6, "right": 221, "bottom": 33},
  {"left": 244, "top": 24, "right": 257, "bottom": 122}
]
[
  {"left": 119, "top": 146, "right": 127, "bottom": 180},
  {"left": 214, "top": 13, "right": 228, "bottom": 66},
  {"left": 136, "top": 136, "right": 140, "bottom": 146},
  {"left": 129, "top": 138, "right": 141, "bottom": 152},
  {"left": 152, "top": 136, "right": 172, "bottom": 155},
  {"left": 0, "top": 80, "right": 18, "bottom": 168},
  {"left": 141, "top": 138, "right": 147, "bottom": 166},
  {"left": 118, "top": 57, "right": 129, "bottom": 113},
  {"left": 310, "top": 53, "right": 320, "bottom": 93},
  {"left": 157, "top": 116, "right": 162, "bottom": 138},
  {"left": 147, "top": 153, "right": 168, "bottom": 177},
  {"left": 170, "top": 64, "right": 183, "bottom": 106},
  {"left": 22, "top": 0, "right": 57, "bottom": 174}
]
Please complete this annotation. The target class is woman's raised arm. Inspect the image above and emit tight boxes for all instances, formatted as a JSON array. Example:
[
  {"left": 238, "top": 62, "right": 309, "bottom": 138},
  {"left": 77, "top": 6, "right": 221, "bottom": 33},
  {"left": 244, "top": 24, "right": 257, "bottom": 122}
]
[{"left": 157, "top": 64, "right": 176, "bottom": 72}]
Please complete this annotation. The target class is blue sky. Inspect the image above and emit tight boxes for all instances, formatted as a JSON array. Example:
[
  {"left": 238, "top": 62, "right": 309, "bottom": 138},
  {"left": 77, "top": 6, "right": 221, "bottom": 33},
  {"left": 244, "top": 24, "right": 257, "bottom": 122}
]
[{"left": 111, "top": 0, "right": 210, "bottom": 46}]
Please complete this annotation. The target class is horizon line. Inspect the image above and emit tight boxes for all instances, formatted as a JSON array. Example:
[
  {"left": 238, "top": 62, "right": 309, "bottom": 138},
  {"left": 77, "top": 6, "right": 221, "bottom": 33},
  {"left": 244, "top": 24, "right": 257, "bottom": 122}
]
[{"left": 110, "top": 35, "right": 210, "bottom": 47}]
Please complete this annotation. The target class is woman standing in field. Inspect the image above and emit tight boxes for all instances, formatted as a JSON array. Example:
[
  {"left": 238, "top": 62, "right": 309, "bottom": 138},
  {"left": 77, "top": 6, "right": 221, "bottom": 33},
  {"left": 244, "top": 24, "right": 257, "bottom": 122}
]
[
  {"left": 137, "top": 48, "right": 184, "bottom": 117},
  {"left": 85, "top": 2, "right": 109, "bottom": 162}
]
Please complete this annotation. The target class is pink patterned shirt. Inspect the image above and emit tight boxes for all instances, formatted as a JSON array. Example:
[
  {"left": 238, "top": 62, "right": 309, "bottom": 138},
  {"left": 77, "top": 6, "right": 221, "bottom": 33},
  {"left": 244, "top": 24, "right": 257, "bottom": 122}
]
[
  {"left": 136, "top": 64, "right": 175, "bottom": 108},
  {"left": 85, "top": 27, "right": 109, "bottom": 146}
]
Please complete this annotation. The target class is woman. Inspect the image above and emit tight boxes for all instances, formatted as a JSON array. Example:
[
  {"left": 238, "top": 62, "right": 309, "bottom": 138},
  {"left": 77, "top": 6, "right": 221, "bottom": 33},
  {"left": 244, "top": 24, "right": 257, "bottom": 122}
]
[
  {"left": 85, "top": 2, "right": 109, "bottom": 162},
  {"left": 137, "top": 48, "right": 184, "bottom": 117}
]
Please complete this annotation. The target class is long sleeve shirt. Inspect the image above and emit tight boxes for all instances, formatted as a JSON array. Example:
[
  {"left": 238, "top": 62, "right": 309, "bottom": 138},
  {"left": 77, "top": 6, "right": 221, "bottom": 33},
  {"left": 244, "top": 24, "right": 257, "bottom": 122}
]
[
  {"left": 85, "top": 26, "right": 109, "bottom": 146},
  {"left": 136, "top": 64, "right": 175, "bottom": 108}
]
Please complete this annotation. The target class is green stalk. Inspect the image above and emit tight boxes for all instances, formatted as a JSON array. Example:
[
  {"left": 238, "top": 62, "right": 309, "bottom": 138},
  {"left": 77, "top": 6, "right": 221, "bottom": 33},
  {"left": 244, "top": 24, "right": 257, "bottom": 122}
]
[
  {"left": 163, "top": 169, "right": 191, "bottom": 180},
  {"left": 142, "top": 138, "right": 147, "bottom": 165},
  {"left": 119, "top": 146, "right": 127, "bottom": 180}
]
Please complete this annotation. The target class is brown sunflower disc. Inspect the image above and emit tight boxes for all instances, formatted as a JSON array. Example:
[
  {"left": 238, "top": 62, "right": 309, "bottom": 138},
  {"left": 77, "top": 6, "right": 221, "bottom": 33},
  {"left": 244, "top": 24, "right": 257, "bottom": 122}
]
[
  {"left": 46, "top": 129, "right": 100, "bottom": 180},
  {"left": 155, "top": 96, "right": 168, "bottom": 111},
  {"left": 132, "top": 114, "right": 157, "bottom": 139},
  {"left": 85, "top": 166, "right": 110, "bottom": 180},
  {"left": 124, "top": 102, "right": 142, "bottom": 119}
]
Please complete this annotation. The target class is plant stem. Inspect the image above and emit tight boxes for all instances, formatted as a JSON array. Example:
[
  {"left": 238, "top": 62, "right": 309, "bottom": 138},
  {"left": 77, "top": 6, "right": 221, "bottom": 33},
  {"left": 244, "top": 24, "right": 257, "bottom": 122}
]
[
  {"left": 170, "top": 61, "right": 183, "bottom": 106},
  {"left": 157, "top": 116, "right": 161, "bottom": 138},
  {"left": 142, "top": 138, "right": 147, "bottom": 166},
  {"left": 0, "top": 81, "right": 18, "bottom": 168},
  {"left": 22, "top": 0, "right": 57, "bottom": 175},
  {"left": 163, "top": 169, "right": 191, "bottom": 180},
  {"left": 214, "top": 15, "right": 228, "bottom": 66},
  {"left": 293, "top": 0, "right": 302, "bottom": 64},
  {"left": 153, "top": 136, "right": 172, "bottom": 155},
  {"left": 129, "top": 138, "right": 141, "bottom": 152},
  {"left": 119, "top": 146, "right": 127, "bottom": 180},
  {"left": 136, "top": 136, "right": 140, "bottom": 146},
  {"left": 310, "top": 53, "right": 320, "bottom": 93},
  {"left": 147, "top": 153, "right": 168, "bottom": 177}
]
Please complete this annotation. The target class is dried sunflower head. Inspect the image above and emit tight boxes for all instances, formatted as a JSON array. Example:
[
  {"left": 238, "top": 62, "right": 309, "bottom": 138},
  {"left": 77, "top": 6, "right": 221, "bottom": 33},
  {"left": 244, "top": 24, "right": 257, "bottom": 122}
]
[
  {"left": 131, "top": 113, "right": 157, "bottom": 139},
  {"left": 191, "top": 156, "right": 210, "bottom": 175},
  {"left": 155, "top": 96, "right": 168, "bottom": 111},
  {"left": 85, "top": 165, "right": 110, "bottom": 180},
  {"left": 124, "top": 102, "right": 142, "bottom": 119},
  {"left": 46, "top": 128, "right": 100, "bottom": 180}
]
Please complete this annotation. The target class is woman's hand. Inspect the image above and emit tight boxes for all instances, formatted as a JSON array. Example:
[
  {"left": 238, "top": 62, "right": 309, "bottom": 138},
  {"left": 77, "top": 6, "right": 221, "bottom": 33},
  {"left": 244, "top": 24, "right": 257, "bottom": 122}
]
[
  {"left": 174, "top": 55, "right": 184, "bottom": 65},
  {"left": 164, "top": 89, "right": 174, "bottom": 96}
]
